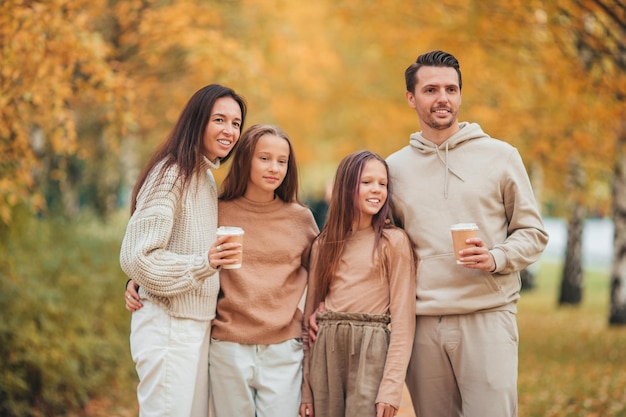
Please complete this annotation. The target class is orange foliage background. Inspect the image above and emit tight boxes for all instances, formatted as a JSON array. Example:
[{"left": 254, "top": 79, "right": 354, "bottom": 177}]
[{"left": 1, "top": 0, "right": 623, "bottom": 220}]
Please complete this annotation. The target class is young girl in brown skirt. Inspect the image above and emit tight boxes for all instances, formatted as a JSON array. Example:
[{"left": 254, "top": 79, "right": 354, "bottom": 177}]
[{"left": 300, "top": 150, "right": 417, "bottom": 417}]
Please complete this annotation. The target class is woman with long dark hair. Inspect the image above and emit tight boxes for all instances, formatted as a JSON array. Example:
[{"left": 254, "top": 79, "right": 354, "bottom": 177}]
[{"left": 120, "top": 84, "right": 246, "bottom": 417}]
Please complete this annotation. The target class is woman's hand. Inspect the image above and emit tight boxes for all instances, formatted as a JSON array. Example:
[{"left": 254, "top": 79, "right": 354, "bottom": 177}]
[
  {"left": 125, "top": 279, "right": 142, "bottom": 312},
  {"left": 208, "top": 235, "right": 242, "bottom": 269}
]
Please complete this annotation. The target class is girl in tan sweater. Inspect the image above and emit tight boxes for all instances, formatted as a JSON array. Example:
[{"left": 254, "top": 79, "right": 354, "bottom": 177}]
[
  {"left": 300, "top": 151, "right": 417, "bottom": 417},
  {"left": 209, "top": 124, "right": 319, "bottom": 417}
]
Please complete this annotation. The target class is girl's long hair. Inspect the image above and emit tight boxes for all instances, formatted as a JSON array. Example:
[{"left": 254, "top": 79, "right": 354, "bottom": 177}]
[
  {"left": 220, "top": 124, "right": 301, "bottom": 203},
  {"left": 130, "top": 84, "right": 247, "bottom": 214},
  {"left": 312, "top": 151, "right": 393, "bottom": 307}
]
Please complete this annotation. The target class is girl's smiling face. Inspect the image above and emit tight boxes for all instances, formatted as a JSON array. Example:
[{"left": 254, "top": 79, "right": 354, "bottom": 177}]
[
  {"left": 244, "top": 134, "right": 290, "bottom": 202},
  {"left": 356, "top": 159, "right": 388, "bottom": 229}
]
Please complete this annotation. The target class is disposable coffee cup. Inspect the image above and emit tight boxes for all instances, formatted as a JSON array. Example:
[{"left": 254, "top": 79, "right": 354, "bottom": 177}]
[
  {"left": 450, "top": 223, "right": 479, "bottom": 265},
  {"left": 216, "top": 226, "right": 244, "bottom": 269}
]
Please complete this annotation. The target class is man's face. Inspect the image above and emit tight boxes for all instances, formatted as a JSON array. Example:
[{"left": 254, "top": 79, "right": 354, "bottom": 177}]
[{"left": 406, "top": 66, "right": 461, "bottom": 132}]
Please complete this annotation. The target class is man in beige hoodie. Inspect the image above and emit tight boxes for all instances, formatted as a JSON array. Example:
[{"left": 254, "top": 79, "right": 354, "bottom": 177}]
[{"left": 387, "top": 50, "right": 548, "bottom": 417}]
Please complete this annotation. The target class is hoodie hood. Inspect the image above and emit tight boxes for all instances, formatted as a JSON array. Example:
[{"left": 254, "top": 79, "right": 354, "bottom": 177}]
[{"left": 409, "top": 122, "right": 489, "bottom": 198}]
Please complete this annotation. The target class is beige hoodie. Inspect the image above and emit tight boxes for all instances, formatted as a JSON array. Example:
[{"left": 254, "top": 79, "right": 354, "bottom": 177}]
[{"left": 387, "top": 122, "right": 549, "bottom": 315}]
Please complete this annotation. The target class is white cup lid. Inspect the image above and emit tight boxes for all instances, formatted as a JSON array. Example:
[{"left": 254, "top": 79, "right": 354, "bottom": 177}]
[
  {"left": 450, "top": 223, "right": 478, "bottom": 231},
  {"left": 216, "top": 226, "right": 244, "bottom": 235}
]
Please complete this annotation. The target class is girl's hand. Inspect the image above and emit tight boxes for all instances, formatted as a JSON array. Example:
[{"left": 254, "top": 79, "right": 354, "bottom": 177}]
[
  {"left": 375, "top": 402, "right": 397, "bottom": 417},
  {"left": 299, "top": 403, "right": 314, "bottom": 417},
  {"left": 125, "top": 279, "right": 143, "bottom": 312}
]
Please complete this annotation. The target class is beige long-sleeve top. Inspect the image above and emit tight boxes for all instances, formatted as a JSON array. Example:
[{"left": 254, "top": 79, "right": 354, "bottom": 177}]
[
  {"left": 211, "top": 196, "right": 319, "bottom": 344},
  {"left": 301, "top": 226, "right": 417, "bottom": 409},
  {"left": 119, "top": 158, "right": 221, "bottom": 320}
]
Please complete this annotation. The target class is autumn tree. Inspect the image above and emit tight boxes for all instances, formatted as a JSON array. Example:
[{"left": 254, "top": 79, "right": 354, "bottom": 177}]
[
  {"left": 559, "top": 161, "right": 586, "bottom": 304},
  {"left": 539, "top": 0, "right": 625, "bottom": 320},
  {"left": 446, "top": 0, "right": 620, "bottom": 305},
  {"left": 560, "top": 0, "right": 626, "bottom": 324},
  {"left": 0, "top": 1, "right": 256, "bottom": 414},
  {"left": 523, "top": 1, "right": 620, "bottom": 306},
  {"left": 0, "top": 0, "right": 258, "bottom": 224},
  {"left": 0, "top": 0, "right": 130, "bottom": 222}
]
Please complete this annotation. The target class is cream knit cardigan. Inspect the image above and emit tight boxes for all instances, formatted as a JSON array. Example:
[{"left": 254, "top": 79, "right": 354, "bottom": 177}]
[{"left": 120, "top": 157, "right": 220, "bottom": 321}]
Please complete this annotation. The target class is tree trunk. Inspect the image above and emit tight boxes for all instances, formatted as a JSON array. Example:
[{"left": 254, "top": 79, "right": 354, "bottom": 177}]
[
  {"left": 610, "top": 125, "right": 626, "bottom": 325},
  {"left": 559, "top": 202, "right": 585, "bottom": 305},
  {"left": 520, "top": 161, "right": 542, "bottom": 293}
]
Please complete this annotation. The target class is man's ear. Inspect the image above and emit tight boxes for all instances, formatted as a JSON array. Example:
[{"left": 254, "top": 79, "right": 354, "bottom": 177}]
[{"left": 405, "top": 91, "right": 416, "bottom": 108}]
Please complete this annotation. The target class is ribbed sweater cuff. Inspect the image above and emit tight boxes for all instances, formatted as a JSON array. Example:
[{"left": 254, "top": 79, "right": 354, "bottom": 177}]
[
  {"left": 188, "top": 253, "right": 214, "bottom": 287},
  {"left": 490, "top": 248, "right": 507, "bottom": 273},
  {"left": 168, "top": 273, "right": 219, "bottom": 320}
]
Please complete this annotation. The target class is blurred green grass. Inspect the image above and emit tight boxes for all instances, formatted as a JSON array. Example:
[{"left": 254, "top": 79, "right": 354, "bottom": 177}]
[
  {"left": 0, "top": 208, "right": 137, "bottom": 416},
  {"left": 518, "top": 263, "right": 626, "bottom": 417},
  {"left": 399, "top": 263, "right": 626, "bottom": 417}
]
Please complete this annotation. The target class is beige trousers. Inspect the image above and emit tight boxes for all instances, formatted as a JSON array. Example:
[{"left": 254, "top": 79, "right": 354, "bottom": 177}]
[
  {"left": 405, "top": 311, "right": 519, "bottom": 417},
  {"left": 309, "top": 311, "right": 390, "bottom": 417}
]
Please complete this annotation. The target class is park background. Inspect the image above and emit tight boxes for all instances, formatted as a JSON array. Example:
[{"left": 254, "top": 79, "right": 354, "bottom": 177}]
[{"left": 1, "top": 1, "right": 625, "bottom": 416}]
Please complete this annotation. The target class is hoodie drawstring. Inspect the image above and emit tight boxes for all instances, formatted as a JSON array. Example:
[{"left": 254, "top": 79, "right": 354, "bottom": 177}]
[
  {"left": 434, "top": 142, "right": 455, "bottom": 199},
  {"left": 445, "top": 143, "right": 449, "bottom": 199},
  {"left": 408, "top": 122, "right": 482, "bottom": 199}
]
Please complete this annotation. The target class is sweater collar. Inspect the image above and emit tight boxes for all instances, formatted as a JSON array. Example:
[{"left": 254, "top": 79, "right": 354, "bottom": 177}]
[
  {"left": 202, "top": 155, "right": 221, "bottom": 171},
  {"left": 349, "top": 225, "right": 375, "bottom": 239},
  {"left": 231, "top": 196, "right": 284, "bottom": 213}
]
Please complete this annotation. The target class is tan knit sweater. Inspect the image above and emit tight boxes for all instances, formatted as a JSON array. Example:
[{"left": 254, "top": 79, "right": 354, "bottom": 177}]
[
  {"left": 119, "top": 158, "right": 221, "bottom": 321},
  {"left": 211, "top": 196, "right": 319, "bottom": 344},
  {"left": 301, "top": 226, "right": 416, "bottom": 409}
]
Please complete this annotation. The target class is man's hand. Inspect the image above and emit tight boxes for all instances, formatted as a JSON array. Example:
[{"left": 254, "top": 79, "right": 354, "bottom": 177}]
[{"left": 458, "top": 237, "right": 496, "bottom": 272}]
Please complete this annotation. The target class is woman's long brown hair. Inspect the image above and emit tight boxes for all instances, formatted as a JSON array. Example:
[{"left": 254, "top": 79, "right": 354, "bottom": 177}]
[{"left": 130, "top": 84, "right": 247, "bottom": 214}]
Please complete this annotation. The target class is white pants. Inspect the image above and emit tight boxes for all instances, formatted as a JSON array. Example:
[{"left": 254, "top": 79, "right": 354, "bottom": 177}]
[
  {"left": 209, "top": 338, "right": 303, "bottom": 417},
  {"left": 130, "top": 300, "right": 211, "bottom": 417}
]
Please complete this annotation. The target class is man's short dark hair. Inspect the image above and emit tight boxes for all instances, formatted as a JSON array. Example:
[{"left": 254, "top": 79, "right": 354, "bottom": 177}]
[{"left": 404, "top": 50, "right": 462, "bottom": 93}]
